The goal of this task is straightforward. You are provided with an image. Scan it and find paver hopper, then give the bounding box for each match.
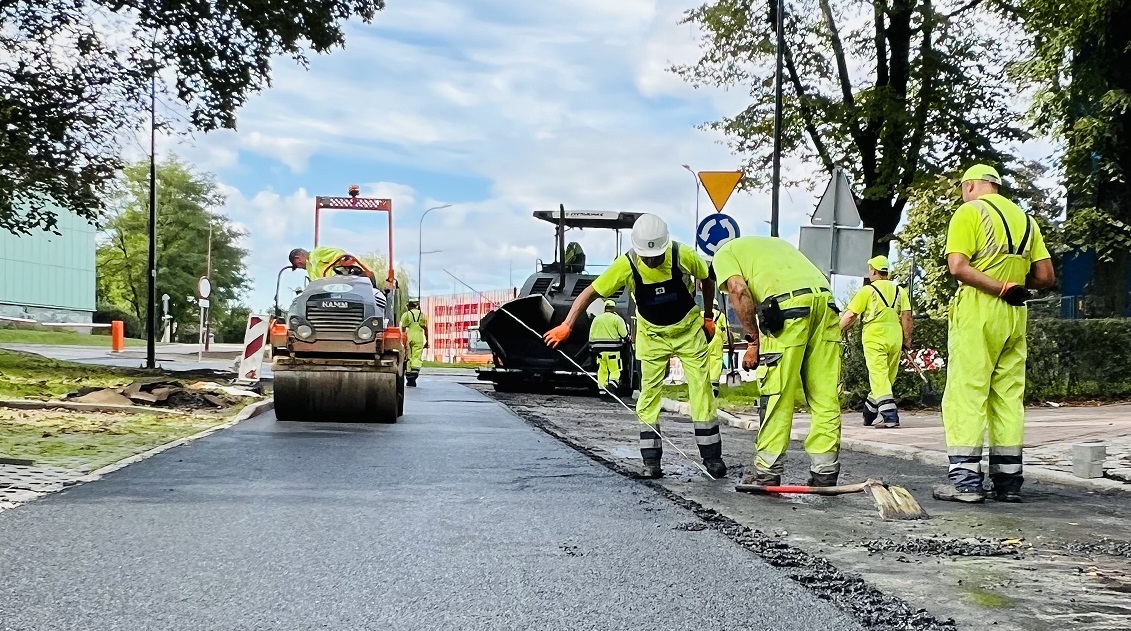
[269,189,406,422]
[476,206,642,394]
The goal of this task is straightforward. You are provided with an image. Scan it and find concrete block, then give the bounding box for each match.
[1072,443,1107,479]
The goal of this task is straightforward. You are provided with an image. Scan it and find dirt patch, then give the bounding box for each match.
[859,537,1027,558]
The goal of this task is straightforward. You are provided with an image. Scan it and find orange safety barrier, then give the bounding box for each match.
[111,320,124,352]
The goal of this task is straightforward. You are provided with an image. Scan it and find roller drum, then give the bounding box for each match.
[273,366,401,423]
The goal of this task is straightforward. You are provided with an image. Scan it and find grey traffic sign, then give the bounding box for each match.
[799,225,875,277]
[811,168,861,227]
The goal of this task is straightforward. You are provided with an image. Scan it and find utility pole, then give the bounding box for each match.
[146,74,158,368]
[682,164,701,235]
[769,0,785,238]
[204,223,213,351]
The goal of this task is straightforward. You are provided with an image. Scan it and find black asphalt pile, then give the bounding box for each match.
[1064,538,1131,558]
[859,537,1024,558]
[496,394,958,631]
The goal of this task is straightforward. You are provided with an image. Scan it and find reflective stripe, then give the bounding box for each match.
[808,451,839,475]
[988,446,1023,457]
[989,451,1023,476]
[755,450,785,475]
[693,421,721,440]
[864,398,878,413]
[639,426,662,450]
[877,396,898,413]
[947,446,983,458]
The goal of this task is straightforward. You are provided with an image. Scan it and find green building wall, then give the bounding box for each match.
[0,208,96,323]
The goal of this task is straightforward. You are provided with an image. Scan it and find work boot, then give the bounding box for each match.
[862,408,878,427]
[639,460,663,479]
[991,476,1023,503]
[406,374,417,388]
[876,411,900,429]
[741,472,780,486]
[994,489,1021,503]
[704,458,727,479]
[606,380,620,395]
[932,483,986,504]
[712,381,720,398]
[807,471,839,487]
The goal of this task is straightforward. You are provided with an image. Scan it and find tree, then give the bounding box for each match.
[96,157,249,333]
[359,253,412,320]
[894,160,1064,315]
[0,0,386,235]
[1016,0,1131,315]
[673,0,1028,254]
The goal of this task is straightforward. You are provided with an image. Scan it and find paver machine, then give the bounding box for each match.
[476,206,643,395]
[269,188,406,422]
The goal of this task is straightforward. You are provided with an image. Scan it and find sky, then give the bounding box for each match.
[152,0,887,310]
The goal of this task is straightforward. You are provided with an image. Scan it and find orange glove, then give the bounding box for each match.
[702,317,716,341]
[543,323,572,348]
[742,347,760,371]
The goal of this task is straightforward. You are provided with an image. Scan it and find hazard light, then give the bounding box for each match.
[383,327,403,344]
[270,321,287,338]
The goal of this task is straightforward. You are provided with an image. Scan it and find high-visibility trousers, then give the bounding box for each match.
[862,325,902,423]
[708,328,726,385]
[406,332,425,372]
[596,350,622,389]
[942,287,1026,492]
[636,311,721,464]
[752,293,842,477]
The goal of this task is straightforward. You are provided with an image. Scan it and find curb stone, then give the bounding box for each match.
[660,397,1131,495]
[0,399,192,416]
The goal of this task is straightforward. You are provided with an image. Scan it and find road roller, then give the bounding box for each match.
[269,189,406,423]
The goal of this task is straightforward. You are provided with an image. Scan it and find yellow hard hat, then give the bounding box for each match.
[604,299,616,308]
[867,255,890,272]
[959,164,1002,185]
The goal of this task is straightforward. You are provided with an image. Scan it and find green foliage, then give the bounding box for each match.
[895,161,1065,315]
[673,0,1027,251]
[96,157,249,332]
[359,253,412,320]
[215,306,252,344]
[93,304,143,339]
[842,317,1131,405]
[0,0,386,234]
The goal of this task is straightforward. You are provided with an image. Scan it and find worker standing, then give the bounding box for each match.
[711,236,843,486]
[706,296,730,398]
[589,299,630,394]
[839,256,913,429]
[937,165,1055,503]
[543,214,726,480]
[399,299,428,387]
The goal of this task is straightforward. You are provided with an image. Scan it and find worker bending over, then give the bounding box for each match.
[400,299,428,387]
[840,256,912,428]
[712,236,843,487]
[589,299,629,394]
[937,165,1055,503]
[544,214,726,480]
[288,247,388,312]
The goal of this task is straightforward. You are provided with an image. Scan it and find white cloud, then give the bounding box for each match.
[188,0,842,308]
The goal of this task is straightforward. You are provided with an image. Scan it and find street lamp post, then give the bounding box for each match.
[418,204,452,299]
[681,164,701,234]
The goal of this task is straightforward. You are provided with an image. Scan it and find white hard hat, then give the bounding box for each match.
[631,214,670,257]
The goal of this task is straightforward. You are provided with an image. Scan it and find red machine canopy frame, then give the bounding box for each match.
[313,195,395,284]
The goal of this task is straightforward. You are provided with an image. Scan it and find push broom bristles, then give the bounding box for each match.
[736,479,929,521]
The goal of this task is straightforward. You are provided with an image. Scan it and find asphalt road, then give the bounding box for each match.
[0,375,861,631]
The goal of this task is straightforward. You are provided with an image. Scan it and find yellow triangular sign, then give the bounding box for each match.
[698,171,744,212]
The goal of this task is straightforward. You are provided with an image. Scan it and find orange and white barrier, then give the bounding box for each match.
[236,314,270,383]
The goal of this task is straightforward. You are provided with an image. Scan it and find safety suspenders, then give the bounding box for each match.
[868,283,900,311]
[978,198,1034,258]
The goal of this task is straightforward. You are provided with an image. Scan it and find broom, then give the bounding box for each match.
[735,478,929,520]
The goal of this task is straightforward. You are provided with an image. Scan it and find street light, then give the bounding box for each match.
[418,204,452,298]
[682,164,701,234]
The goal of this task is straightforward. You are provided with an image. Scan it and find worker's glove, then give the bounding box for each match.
[543,323,572,348]
[999,283,1032,307]
[741,347,759,371]
[702,317,716,341]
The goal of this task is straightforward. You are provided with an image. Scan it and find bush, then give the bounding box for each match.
[93,305,142,338]
[841,317,1131,406]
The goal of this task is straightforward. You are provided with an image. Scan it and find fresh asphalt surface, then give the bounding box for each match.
[0,376,861,630]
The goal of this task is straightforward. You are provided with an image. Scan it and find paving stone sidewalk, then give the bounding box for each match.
[725,402,1131,485]
[0,464,86,511]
